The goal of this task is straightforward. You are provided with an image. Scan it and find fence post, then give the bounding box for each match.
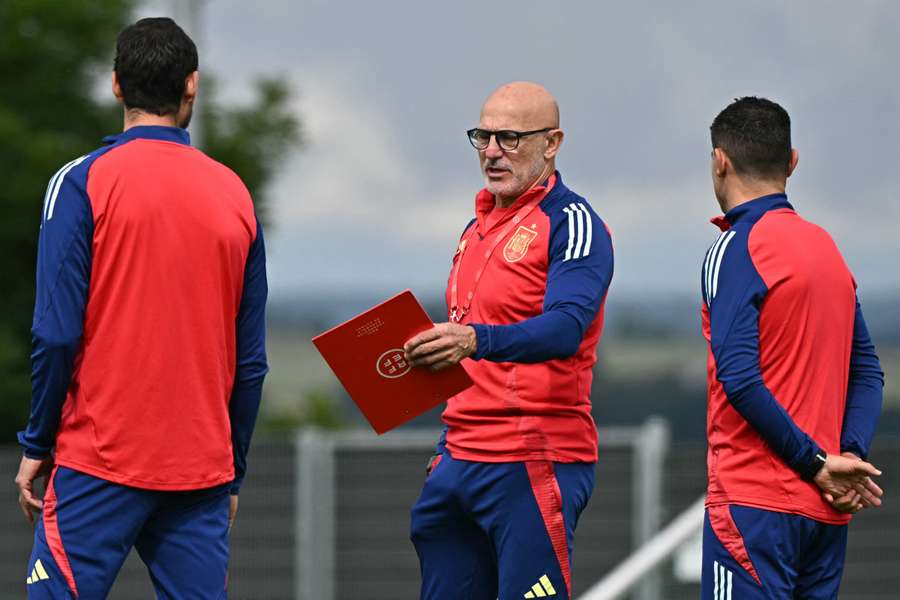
[632,417,670,600]
[296,428,335,600]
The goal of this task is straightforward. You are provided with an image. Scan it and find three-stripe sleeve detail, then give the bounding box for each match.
[561,202,593,261]
[703,230,735,305]
[42,158,80,223]
[43,155,88,223]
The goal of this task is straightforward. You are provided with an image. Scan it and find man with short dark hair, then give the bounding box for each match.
[14,17,267,598]
[700,96,884,599]
[405,82,613,600]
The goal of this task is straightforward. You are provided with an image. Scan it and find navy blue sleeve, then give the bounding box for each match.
[471,198,613,363]
[840,300,884,459]
[229,218,269,494]
[704,227,823,479]
[18,157,93,458]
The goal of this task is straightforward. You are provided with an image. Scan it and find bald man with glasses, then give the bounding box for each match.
[405,82,614,600]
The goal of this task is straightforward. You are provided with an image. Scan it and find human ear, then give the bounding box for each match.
[184,71,199,104]
[712,148,729,177]
[786,148,799,178]
[544,129,564,159]
[112,72,124,103]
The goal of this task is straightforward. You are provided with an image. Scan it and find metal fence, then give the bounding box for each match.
[2,428,898,599]
[296,420,670,600]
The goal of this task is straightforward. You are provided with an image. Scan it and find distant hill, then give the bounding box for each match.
[268,290,900,342]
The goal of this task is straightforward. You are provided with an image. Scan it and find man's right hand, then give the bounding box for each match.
[15,455,54,524]
[404,323,477,372]
[815,453,883,513]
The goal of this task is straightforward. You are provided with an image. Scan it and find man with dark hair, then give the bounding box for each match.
[699,96,885,599]
[709,96,793,179]
[14,17,267,598]
[405,82,613,600]
[114,16,200,119]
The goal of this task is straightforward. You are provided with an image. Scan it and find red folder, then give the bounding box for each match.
[312,290,473,434]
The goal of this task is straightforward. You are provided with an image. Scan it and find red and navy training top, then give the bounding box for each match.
[702,193,883,524]
[19,126,268,493]
[442,172,614,463]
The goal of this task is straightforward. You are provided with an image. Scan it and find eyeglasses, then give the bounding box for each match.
[466,127,554,151]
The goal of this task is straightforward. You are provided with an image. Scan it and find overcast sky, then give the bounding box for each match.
[144,1,900,302]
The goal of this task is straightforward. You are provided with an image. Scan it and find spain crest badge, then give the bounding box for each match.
[503,225,538,263]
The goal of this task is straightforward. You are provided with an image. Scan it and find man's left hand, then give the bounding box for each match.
[15,455,54,525]
[823,452,884,514]
[404,323,477,372]
[814,453,882,513]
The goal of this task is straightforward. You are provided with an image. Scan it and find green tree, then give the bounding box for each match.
[203,77,300,227]
[0,1,300,442]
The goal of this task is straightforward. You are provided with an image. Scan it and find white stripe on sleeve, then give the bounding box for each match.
[570,202,585,259]
[704,233,728,304]
[563,206,575,261]
[702,242,716,305]
[576,203,593,257]
[42,157,81,223]
[711,231,736,300]
[46,155,88,221]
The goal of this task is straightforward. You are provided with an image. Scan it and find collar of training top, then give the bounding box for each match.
[475,170,562,218]
[102,125,192,147]
[711,193,794,231]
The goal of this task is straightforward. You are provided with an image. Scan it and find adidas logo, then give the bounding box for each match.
[26,559,50,585]
[524,574,557,597]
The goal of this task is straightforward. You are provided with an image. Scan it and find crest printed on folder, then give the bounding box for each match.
[503,225,538,263]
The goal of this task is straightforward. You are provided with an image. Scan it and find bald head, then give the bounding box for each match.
[474,81,564,207]
[480,81,560,131]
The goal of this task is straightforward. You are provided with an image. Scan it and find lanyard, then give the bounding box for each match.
[448,175,555,323]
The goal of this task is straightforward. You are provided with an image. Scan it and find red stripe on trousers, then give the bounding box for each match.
[708,504,762,585]
[42,467,79,597]
[525,461,571,596]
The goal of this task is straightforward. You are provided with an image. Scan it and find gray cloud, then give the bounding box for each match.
[162,0,900,298]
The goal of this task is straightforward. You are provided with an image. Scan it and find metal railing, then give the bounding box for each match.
[294,420,671,600]
[579,495,705,600]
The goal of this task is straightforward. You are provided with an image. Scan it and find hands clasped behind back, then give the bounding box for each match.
[815,452,883,514]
